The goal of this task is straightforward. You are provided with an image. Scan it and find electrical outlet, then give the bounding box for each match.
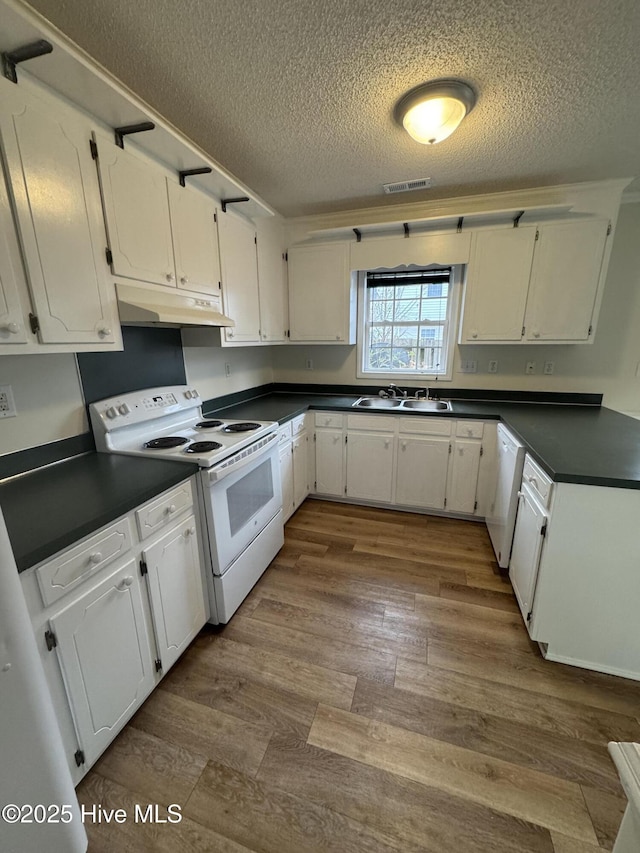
[0,384,17,418]
[525,361,536,375]
[305,358,314,370]
[224,362,231,377]
[488,360,498,374]
[459,360,477,374]
[543,361,555,375]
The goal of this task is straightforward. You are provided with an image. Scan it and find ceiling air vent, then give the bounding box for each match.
[383,177,432,195]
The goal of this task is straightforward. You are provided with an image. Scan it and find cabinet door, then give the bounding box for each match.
[0,80,118,345]
[142,514,206,673]
[50,558,156,767]
[292,433,310,509]
[167,180,221,297]
[346,432,394,503]
[289,242,354,342]
[96,137,175,287]
[395,436,449,509]
[460,227,536,342]
[509,488,546,626]
[315,428,345,496]
[279,442,295,520]
[446,439,481,514]
[256,217,288,342]
[218,210,260,342]
[0,168,28,344]
[524,220,608,342]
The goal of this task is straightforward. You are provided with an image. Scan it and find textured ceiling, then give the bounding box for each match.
[23,0,640,217]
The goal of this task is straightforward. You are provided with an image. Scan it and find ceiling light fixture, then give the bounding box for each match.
[394,78,476,145]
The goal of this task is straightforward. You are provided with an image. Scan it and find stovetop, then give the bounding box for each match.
[89,386,278,468]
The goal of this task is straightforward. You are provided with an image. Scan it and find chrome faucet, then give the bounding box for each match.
[415,388,428,399]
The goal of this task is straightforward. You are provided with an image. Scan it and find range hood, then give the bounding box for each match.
[115,283,234,328]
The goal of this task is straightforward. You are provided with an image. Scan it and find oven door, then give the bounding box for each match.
[201,442,282,575]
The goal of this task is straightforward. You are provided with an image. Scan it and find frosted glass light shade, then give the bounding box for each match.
[395,79,476,145]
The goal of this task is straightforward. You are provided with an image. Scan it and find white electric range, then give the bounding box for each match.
[90,385,284,623]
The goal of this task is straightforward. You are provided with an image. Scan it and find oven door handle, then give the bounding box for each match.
[204,432,278,484]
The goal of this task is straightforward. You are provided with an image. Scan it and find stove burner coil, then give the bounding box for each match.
[185,441,223,453]
[144,436,189,449]
[195,420,224,429]
[222,422,262,433]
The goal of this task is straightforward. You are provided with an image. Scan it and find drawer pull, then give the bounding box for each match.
[116,576,133,591]
[184,527,196,538]
[165,504,177,515]
[88,552,103,565]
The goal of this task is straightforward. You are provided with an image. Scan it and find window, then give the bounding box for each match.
[358,266,458,379]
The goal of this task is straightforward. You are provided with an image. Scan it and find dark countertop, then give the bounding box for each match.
[208,392,640,490]
[1,453,199,573]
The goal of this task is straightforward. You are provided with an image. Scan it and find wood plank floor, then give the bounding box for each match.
[77,499,640,852]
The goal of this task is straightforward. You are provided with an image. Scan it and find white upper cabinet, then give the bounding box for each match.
[218,209,261,343]
[97,138,175,287]
[167,180,221,297]
[524,219,608,342]
[0,78,119,347]
[460,227,536,342]
[0,168,28,345]
[288,242,356,343]
[459,219,611,345]
[256,217,288,342]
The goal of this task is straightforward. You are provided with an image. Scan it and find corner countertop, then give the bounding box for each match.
[1,453,199,573]
[207,392,640,490]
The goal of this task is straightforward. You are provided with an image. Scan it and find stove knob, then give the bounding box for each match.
[105,406,118,419]
[192,388,199,398]
[184,390,193,399]
[118,404,131,415]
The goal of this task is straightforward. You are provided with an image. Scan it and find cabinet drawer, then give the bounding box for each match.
[347,414,396,432]
[399,417,452,437]
[135,479,194,540]
[277,422,293,444]
[315,412,344,428]
[522,455,553,507]
[291,414,307,435]
[455,420,484,439]
[36,517,133,606]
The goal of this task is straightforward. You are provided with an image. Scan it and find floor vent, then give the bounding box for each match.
[383,177,432,194]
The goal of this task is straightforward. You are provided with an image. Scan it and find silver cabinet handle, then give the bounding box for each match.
[89,552,103,564]
[184,526,196,537]
[180,276,189,285]
[0,322,19,334]
[471,331,478,339]
[166,272,175,282]
[117,576,133,591]
[165,504,177,515]
[532,331,540,338]
[97,327,112,338]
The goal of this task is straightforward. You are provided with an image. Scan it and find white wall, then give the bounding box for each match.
[182,344,273,403]
[0,354,87,455]
[273,200,640,412]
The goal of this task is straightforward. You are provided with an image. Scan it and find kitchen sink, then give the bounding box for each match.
[352,396,451,412]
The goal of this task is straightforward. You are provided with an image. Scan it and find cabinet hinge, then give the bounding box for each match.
[313,433,316,442]
[44,629,57,651]
[587,325,593,337]
[443,497,447,507]
[214,212,217,223]
[139,558,148,577]
[89,138,98,160]
[154,659,163,673]
[286,329,290,338]
[535,229,539,241]
[448,443,452,454]
[28,313,39,334]
[345,435,348,444]
[607,221,612,236]
[526,611,532,623]
[540,523,547,538]
[254,235,257,245]
[474,500,478,511]
[480,445,484,457]
[105,247,113,266]
[74,749,85,767]
[314,480,317,490]
[521,326,525,337]
[344,485,347,494]
[285,251,288,262]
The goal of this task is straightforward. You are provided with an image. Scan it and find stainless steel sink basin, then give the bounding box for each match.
[401,399,451,411]
[353,397,403,408]
[352,396,451,412]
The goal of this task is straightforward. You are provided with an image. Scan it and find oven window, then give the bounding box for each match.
[226,458,275,536]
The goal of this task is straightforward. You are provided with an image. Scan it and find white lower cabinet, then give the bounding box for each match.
[509,485,547,625]
[142,515,206,672]
[20,476,207,783]
[313,411,491,518]
[279,440,295,520]
[277,415,312,520]
[396,436,449,510]
[292,432,311,509]
[49,557,156,769]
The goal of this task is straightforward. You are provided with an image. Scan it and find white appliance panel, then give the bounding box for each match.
[486,423,526,568]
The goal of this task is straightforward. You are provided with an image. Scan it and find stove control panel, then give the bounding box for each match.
[142,392,178,411]
[90,386,202,436]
